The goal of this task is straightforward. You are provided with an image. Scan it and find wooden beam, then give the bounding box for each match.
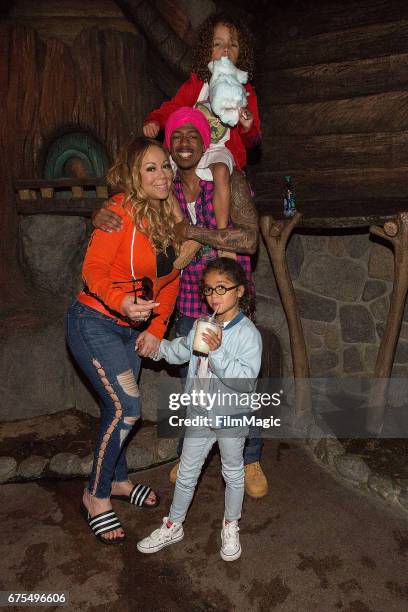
[269,0,408,41]
[259,53,408,105]
[263,91,408,136]
[264,19,408,70]
[16,197,105,216]
[261,132,408,171]
[256,198,408,228]
[254,168,408,202]
[14,178,108,188]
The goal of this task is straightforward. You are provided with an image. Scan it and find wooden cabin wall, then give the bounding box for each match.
[254,0,408,205]
[0,23,149,308]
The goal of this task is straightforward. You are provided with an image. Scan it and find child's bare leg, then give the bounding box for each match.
[171,190,202,269]
[211,162,236,260]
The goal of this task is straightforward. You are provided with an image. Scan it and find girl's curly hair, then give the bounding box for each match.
[107,137,178,254]
[192,13,255,82]
[202,257,255,320]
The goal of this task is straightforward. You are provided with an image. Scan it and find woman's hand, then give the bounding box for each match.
[121,296,159,323]
[135,331,161,357]
[238,108,253,132]
[143,122,160,138]
[201,327,221,352]
[92,203,123,233]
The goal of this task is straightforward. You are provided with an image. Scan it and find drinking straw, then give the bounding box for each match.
[209,304,220,321]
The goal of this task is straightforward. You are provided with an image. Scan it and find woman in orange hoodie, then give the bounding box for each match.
[65,137,180,545]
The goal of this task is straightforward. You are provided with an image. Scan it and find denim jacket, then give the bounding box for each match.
[157,312,262,425]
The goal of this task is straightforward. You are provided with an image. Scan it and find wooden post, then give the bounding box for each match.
[40,187,54,198]
[260,212,312,432]
[96,186,108,199]
[367,212,408,433]
[71,186,83,198]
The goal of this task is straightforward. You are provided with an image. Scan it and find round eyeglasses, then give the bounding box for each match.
[202,284,240,296]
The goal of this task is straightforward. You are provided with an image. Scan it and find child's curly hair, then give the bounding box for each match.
[202,257,255,320]
[192,13,255,82]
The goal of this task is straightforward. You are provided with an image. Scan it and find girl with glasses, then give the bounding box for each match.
[137,257,262,562]
[65,138,181,545]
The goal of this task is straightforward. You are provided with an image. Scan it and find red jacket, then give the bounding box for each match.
[144,72,261,170]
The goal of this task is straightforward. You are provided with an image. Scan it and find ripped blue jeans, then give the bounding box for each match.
[65,301,141,499]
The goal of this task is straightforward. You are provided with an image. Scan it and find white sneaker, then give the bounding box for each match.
[220,519,241,562]
[137,517,184,554]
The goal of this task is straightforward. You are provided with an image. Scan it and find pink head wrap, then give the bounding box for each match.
[164,107,211,151]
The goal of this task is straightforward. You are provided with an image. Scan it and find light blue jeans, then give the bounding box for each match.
[169,426,247,524]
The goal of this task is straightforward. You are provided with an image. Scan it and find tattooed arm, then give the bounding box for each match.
[175,171,259,254]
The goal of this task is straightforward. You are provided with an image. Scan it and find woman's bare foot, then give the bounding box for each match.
[111,480,158,506]
[82,489,125,542]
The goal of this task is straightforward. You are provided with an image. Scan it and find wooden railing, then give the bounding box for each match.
[14,178,111,216]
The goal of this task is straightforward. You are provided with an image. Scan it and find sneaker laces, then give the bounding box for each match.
[224,521,239,541]
[151,519,173,540]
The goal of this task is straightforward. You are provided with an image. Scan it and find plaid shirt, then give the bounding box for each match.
[174,173,253,318]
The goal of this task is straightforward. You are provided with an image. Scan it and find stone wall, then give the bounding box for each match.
[253,231,408,381]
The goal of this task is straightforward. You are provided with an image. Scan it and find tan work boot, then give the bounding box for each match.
[169,461,180,484]
[173,240,202,269]
[244,461,268,498]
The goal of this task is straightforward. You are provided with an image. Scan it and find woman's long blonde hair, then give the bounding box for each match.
[107,137,178,253]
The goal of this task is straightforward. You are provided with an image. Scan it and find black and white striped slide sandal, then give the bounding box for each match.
[80,503,126,545]
[111,483,160,508]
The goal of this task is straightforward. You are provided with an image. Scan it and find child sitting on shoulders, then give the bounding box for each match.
[143,13,261,267]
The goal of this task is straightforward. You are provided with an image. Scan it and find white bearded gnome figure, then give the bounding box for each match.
[208,57,248,127]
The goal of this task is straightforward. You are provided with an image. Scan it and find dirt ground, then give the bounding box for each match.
[1,439,408,612]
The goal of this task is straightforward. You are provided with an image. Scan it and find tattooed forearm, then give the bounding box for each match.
[185,226,258,253]
[229,170,258,231]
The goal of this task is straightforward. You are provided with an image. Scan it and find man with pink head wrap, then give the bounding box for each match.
[164,107,211,152]
[164,104,237,269]
[165,108,213,269]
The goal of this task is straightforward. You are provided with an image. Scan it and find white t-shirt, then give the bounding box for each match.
[186,201,197,225]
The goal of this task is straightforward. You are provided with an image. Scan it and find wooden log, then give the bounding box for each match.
[254,168,408,202]
[18,189,32,201]
[263,91,408,136]
[260,213,312,430]
[16,197,105,216]
[10,17,139,44]
[11,0,126,17]
[39,37,77,140]
[264,19,408,70]
[73,28,147,160]
[40,187,54,198]
[261,132,408,171]
[268,0,408,41]
[96,185,108,198]
[259,53,408,105]
[367,213,408,433]
[255,198,408,228]
[15,178,108,188]
[71,186,83,198]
